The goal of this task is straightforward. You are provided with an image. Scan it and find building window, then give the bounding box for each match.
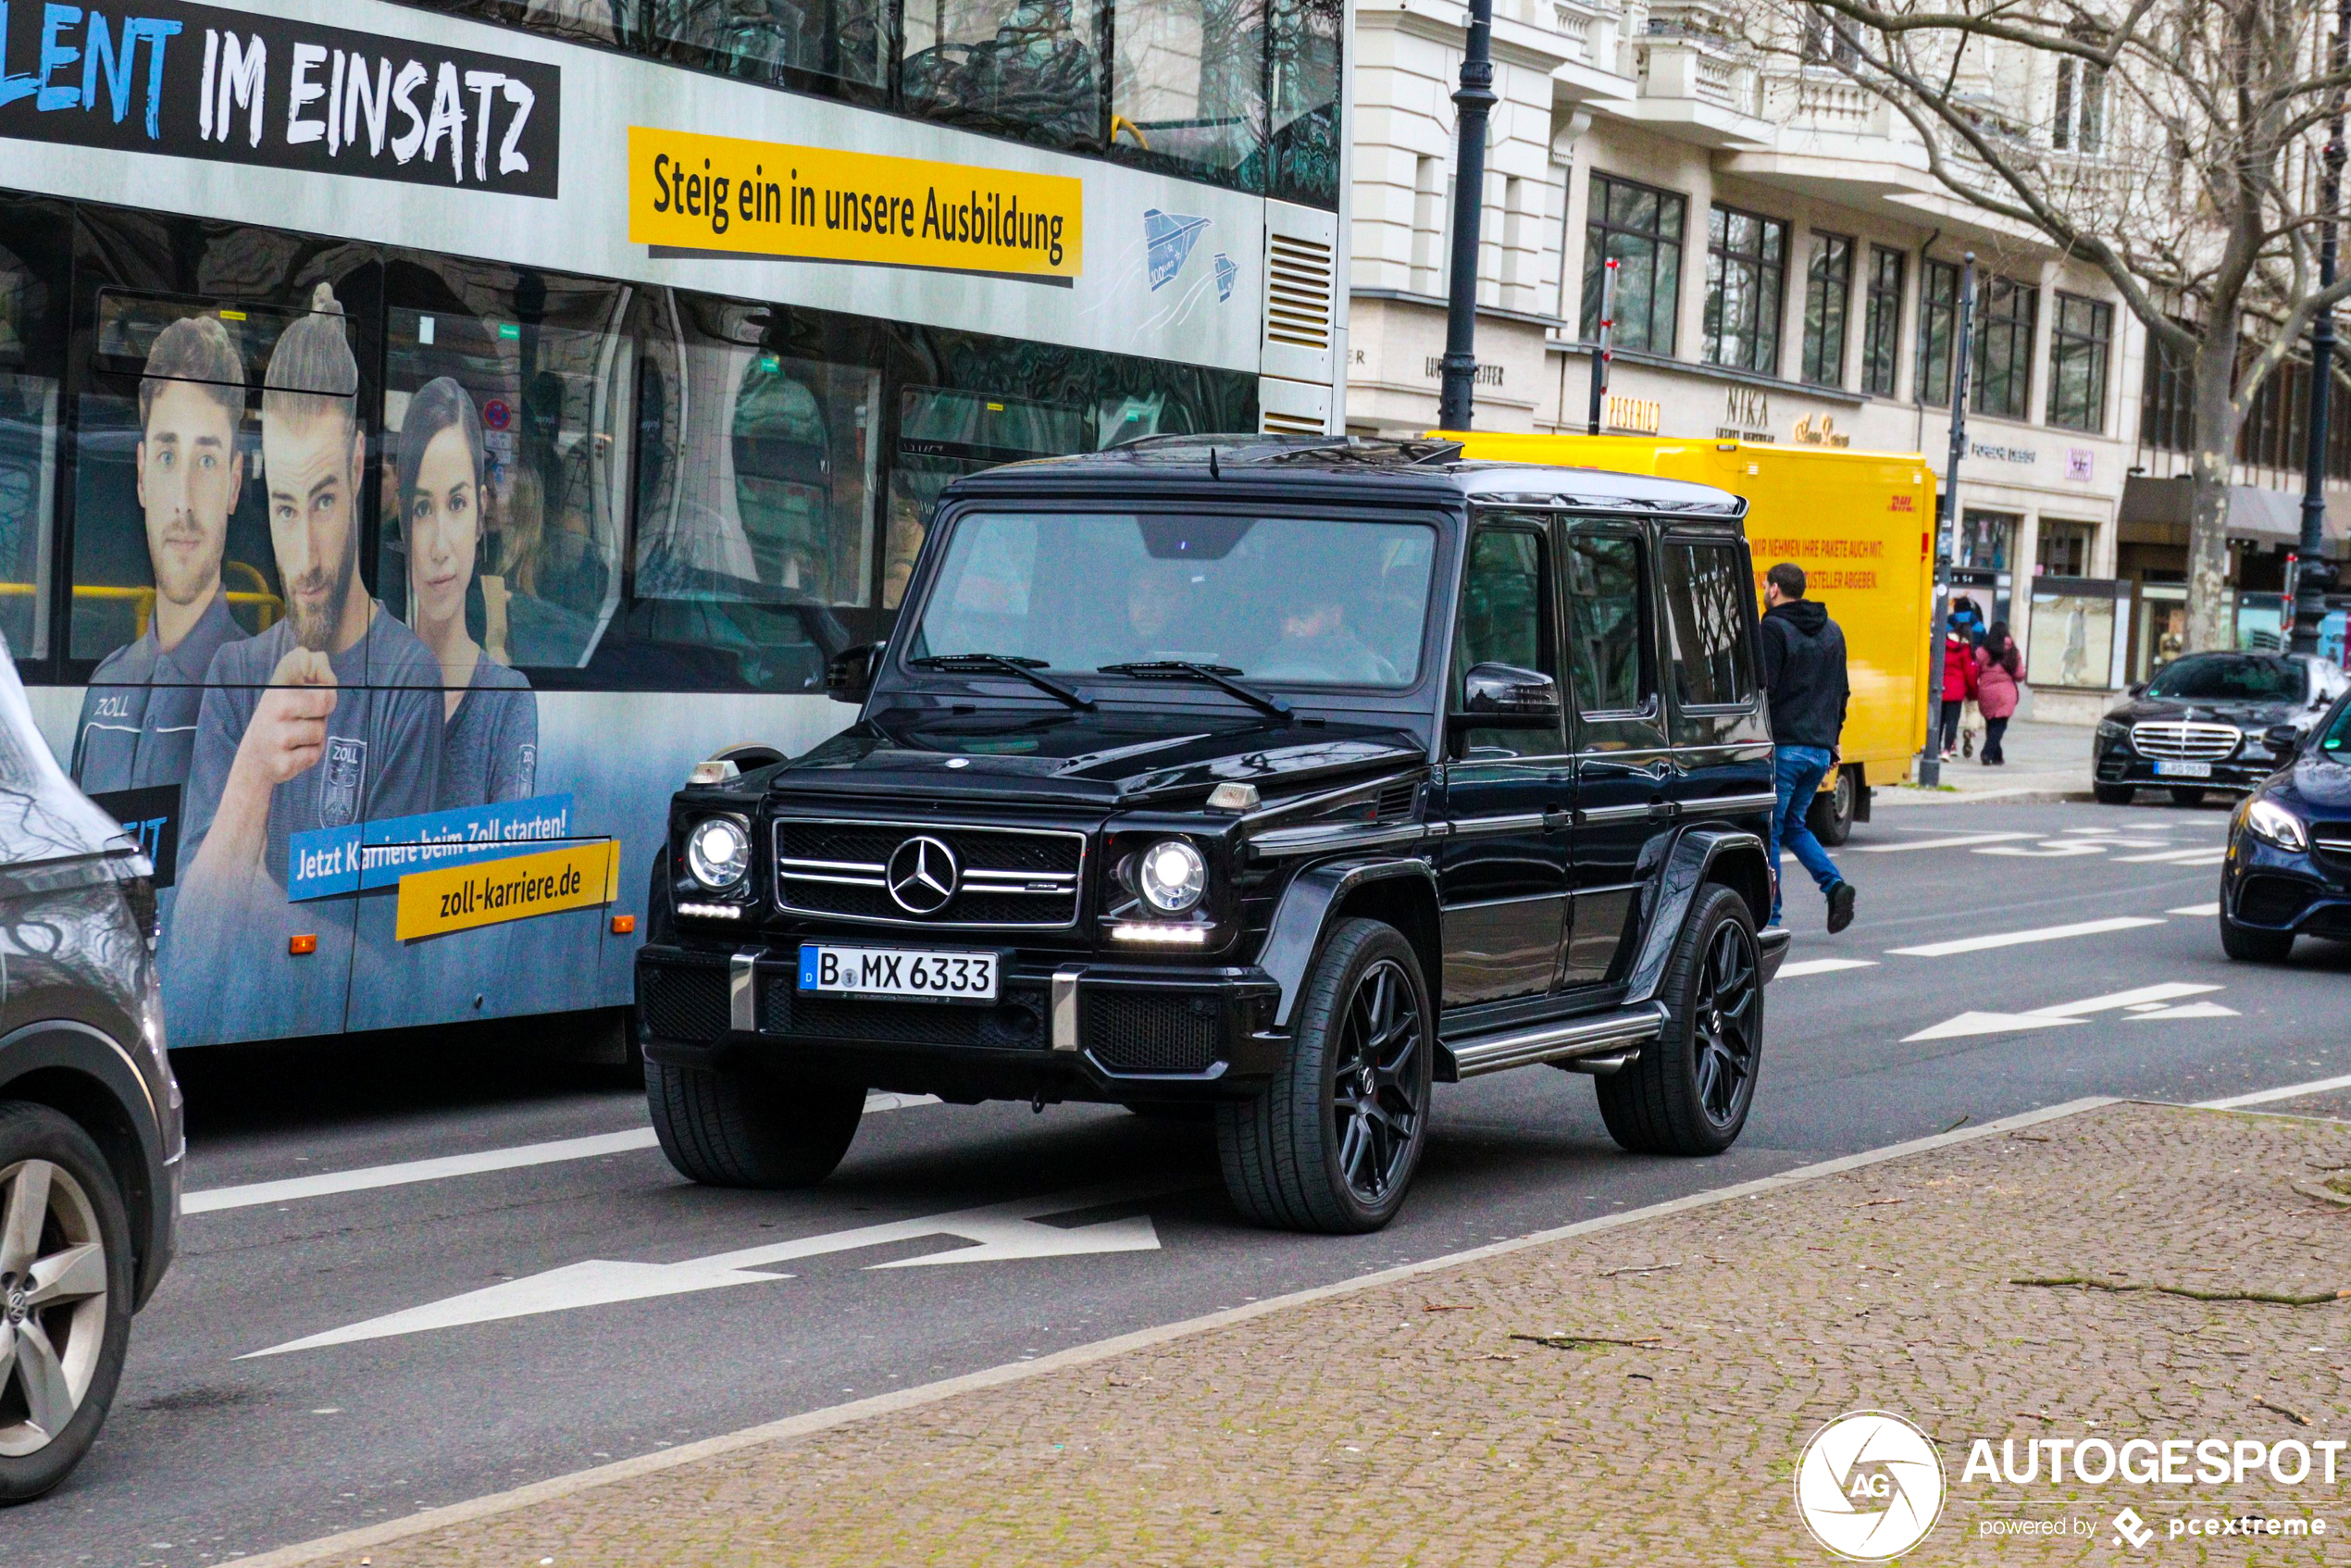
[1971,274,2037,420]
[2140,326,2194,453]
[2052,57,2105,153]
[2037,521,2093,578]
[1860,246,1904,397]
[1704,205,1788,375]
[2046,292,2113,431]
[1800,232,1853,388]
[1581,174,1686,355]
[1917,258,1959,405]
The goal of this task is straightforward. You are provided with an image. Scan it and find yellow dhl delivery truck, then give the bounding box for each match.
[1437,431,1936,842]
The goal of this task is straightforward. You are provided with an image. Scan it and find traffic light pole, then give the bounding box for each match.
[1436,0,1496,430]
[1920,252,1976,789]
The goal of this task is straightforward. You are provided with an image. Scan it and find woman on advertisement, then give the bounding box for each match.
[399,375,538,807]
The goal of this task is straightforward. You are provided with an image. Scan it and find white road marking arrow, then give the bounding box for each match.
[1902,982,2227,1042]
[245,1185,1166,1358]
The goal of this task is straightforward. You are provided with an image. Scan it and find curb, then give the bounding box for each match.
[213,1095,2121,1568]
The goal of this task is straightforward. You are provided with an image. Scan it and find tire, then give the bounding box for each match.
[2168,787,2207,807]
[0,1102,135,1504]
[645,1060,865,1188]
[1806,766,1856,847]
[1215,918,1433,1234]
[1597,885,1762,1157]
[2093,783,2135,805]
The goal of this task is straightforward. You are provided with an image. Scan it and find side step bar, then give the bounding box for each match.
[1444,1003,1667,1080]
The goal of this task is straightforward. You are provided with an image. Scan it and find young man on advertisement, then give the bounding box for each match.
[70,313,250,796]
[170,283,444,1035]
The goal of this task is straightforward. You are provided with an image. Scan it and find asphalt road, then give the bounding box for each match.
[12,796,2350,1568]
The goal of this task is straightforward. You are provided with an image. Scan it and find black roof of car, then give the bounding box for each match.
[944,434,1748,519]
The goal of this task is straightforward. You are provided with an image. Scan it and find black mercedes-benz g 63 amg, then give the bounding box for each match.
[636,437,1787,1233]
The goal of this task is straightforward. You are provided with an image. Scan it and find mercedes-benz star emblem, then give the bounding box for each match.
[885,835,960,915]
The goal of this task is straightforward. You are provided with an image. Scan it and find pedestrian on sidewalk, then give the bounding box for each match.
[1974,622,2021,765]
[1939,620,1978,760]
[1950,596,1985,756]
[1758,562,1856,933]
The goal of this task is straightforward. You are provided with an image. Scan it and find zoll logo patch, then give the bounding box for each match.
[1795,1411,1947,1560]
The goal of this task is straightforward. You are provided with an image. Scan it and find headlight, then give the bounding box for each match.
[2245,797,2307,852]
[2096,720,2127,742]
[686,815,753,890]
[1137,838,1207,915]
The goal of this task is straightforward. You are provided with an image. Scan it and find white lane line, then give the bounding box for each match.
[1887,915,2165,958]
[2167,902,2221,916]
[2118,846,2228,865]
[2201,1073,2351,1110]
[1775,957,1880,977]
[1849,832,2037,853]
[185,1092,939,1214]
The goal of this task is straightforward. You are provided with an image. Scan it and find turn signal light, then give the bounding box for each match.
[288,934,318,956]
[611,915,637,935]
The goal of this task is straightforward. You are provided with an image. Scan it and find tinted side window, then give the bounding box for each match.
[1660,540,1754,709]
[1452,524,1559,757]
[1565,530,1651,716]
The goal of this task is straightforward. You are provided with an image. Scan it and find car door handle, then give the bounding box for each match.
[1542,806,1574,830]
[1648,799,1678,820]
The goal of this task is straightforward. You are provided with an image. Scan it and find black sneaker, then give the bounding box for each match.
[1826,880,1856,934]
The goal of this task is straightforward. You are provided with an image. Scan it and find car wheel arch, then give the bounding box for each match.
[0,1026,165,1305]
[1620,828,1771,1005]
[1257,857,1441,1028]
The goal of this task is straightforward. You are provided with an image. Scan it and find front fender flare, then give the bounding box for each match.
[1258,857,1438,1027]
[1619,828,1768,1007]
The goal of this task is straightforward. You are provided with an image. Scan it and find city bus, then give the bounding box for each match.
[0,0,1346,1048]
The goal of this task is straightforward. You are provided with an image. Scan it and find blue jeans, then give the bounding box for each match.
[1771,745,1844,925]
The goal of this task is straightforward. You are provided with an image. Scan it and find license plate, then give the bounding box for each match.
[2155,760,2212,778]
[798,944,999,1002]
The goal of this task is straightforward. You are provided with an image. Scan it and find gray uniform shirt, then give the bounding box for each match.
[72,591,244,794]
[439,657,538,810]
[180,604,444,888]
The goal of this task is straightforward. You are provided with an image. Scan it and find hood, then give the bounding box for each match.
[1767,600,1830,638]
[2105,694,2314,730]
[756,707,1429,808]
[2280,741,2351,812]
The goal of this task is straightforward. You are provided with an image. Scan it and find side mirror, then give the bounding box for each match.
[1454,662,1561,727]
[2128,681,2147,698]
[2264,723,2302,758]
[826,641,883,703]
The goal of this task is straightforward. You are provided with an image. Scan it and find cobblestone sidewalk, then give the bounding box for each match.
[252,1101,2351,1567]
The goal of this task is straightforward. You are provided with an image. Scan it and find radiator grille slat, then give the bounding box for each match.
[2130,721,2240,760]
[775,818,1086,928]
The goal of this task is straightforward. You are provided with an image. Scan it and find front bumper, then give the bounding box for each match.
[636,942,1285,1104]
[2221,833,2351,938]
[2094,740,2277,792]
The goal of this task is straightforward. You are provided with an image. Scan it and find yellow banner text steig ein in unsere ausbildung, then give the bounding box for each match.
[628,126,1083,280]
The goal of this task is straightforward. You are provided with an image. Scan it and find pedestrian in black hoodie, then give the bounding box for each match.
[1758,562,1856,932]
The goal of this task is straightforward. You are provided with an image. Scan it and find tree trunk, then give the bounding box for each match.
[2183,323,2241,653]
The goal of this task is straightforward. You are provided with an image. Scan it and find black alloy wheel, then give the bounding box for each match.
[1217,918,1433,1234]
[1597,884,1763,1156]
[1329,957,1424,1205]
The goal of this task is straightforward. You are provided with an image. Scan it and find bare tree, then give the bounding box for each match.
[1760,0,2351,650]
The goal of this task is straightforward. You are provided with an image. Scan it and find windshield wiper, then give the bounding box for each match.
[1098,661,1292,722]
[909,653,1096,711]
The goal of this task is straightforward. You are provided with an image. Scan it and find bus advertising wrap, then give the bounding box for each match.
[0,0,561,197]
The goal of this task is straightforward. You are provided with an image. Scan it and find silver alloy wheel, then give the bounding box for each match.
[0,1159,108,1457]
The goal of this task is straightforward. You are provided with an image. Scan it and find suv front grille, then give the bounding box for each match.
[762,975,1048,1049]
[775,818,1085,928]
[1084,989,1221,1073]
[2131,721,2240,760]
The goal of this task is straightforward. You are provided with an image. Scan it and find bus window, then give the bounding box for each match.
[887,386,1089,608]
[379,261,633,677]
[1108,0,1267,188]
[619,293,878,692]
[641,0,891,90]
[0,207,65,662]
[903,0,1104,148]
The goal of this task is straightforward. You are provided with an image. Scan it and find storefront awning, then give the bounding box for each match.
[2118,474,2350,543]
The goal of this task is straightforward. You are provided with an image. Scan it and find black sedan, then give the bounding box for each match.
[2093,652,2349,805]
[2220,692,2351,961]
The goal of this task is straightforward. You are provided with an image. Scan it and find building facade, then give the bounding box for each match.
[1346,0,2351,713]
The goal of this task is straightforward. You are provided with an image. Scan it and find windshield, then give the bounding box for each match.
[2321,696,2351,757]
[906,511,1439,688]
[2145,654,2307,703]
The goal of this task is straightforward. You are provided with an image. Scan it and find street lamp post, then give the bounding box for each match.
[1920,252,1977,789]
[1586,257,1616,435]
[1436,0,1497,431]
[2293,0,2350,655]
